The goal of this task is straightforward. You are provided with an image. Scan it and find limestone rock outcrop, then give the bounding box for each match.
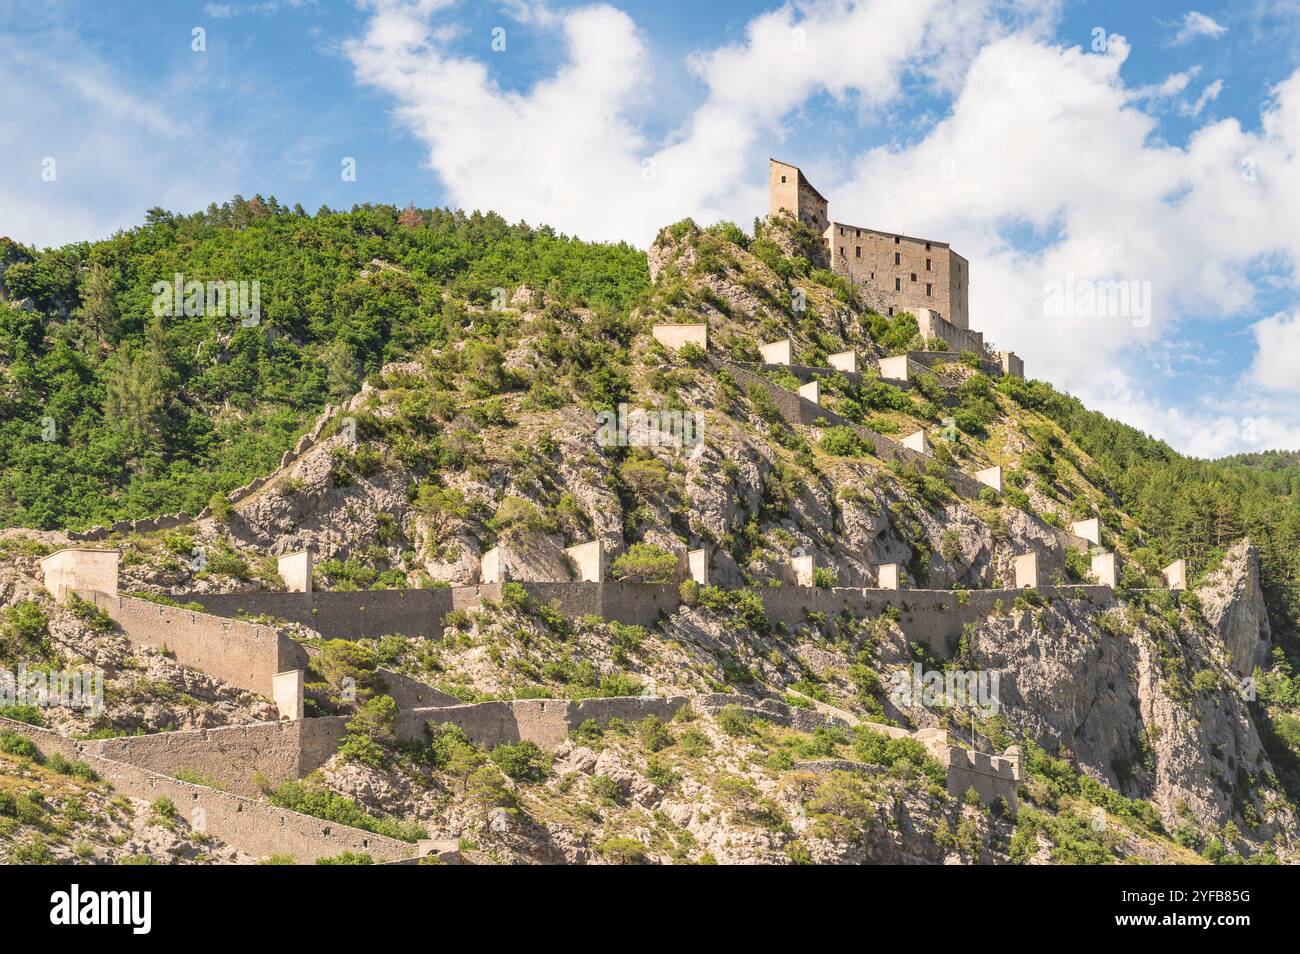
[1196,539,1271,678]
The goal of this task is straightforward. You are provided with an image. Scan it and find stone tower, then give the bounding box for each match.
[768,158,829,235]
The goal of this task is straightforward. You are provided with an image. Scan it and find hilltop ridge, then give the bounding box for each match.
[2,197,1300,864]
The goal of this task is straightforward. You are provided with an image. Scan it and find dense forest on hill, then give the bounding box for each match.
[0,197,647,528]
[999,378,1300,641]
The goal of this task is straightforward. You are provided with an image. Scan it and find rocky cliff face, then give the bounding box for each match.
[1196,540,1272,679]
[960,586,1293,843]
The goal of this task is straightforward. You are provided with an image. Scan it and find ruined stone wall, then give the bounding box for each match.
[192,578,1108,661]
[452,582,679,629]
[193,589,454,640]
[914,311,987,357]
[298,716,349,774]
[758,585,1112,657]
[399,696,689,750]
[722,361,984,497]
[940,746,1021,812]
[40,549,119,600]
[85,592,308,698]
[0,717,413,863]
[89,722,306,798]
[376,667,462,709]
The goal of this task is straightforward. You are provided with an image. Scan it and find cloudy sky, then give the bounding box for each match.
[2,0,1300,459]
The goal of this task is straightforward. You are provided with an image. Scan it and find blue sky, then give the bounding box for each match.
[3,0,1300,458]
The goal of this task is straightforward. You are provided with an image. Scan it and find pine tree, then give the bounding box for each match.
[76,262,116,342]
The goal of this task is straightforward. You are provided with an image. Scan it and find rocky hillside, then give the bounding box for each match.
[1,210,1298,864]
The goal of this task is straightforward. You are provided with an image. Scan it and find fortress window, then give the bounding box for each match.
[925,242,931,251]
[888,307,895,316]
[895,278,901,291]
[781,175,787,183]
[911,273,917,282]
[855,229,861,238]
[839,246,845,257]
[839,226,845,235]
[926,283,932,296]
[855,246,861,258]
[894,251,901,265]
[894,236,900,244]
[925,258,932,271]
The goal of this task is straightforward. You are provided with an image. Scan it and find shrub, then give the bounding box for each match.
[490,740,550,783]
[0,730,39,760]
[634,715,672,752]
[0,705,43,726]
[341,694,397,768]
[599,837,649,864]
[716,704,751,737]
[3,601,50,656]
[269,780,425,842]
[618,457,671,496]
[489,496,549,542]
[610,543,678,583]
[46,752,99,781]
[66,592,114,634]
[818,426,868,457]
[589,774,624,805]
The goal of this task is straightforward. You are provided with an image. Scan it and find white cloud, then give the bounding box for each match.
[1130,65,1200,103]
[203,0,315,17]
[1170,11,1229,46]
[1249,310,1300,394]
[344,0,1052,245]
[1180,77,1224,116]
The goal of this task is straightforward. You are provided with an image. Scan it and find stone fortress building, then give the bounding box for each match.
[769,158,970,329]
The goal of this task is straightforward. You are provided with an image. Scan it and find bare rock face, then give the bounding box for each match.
[1196,539,1271,678]
[965,592,1294,844]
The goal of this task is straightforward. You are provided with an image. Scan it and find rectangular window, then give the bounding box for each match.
[839,226,845,235]
[894,252,901,265]
[855,246,861,258]
[895,278,901,291]
[925,242,931,251]
[925,258,931,271]
[926,283,932,296]
[894,236,900,244]
[888,307,894,316]
[839,246,845,257]
[911,273,917,282]
[781,175,787,183]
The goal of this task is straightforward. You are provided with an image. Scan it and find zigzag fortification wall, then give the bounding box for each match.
[83,591,308,699]
[0,717,414,863]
